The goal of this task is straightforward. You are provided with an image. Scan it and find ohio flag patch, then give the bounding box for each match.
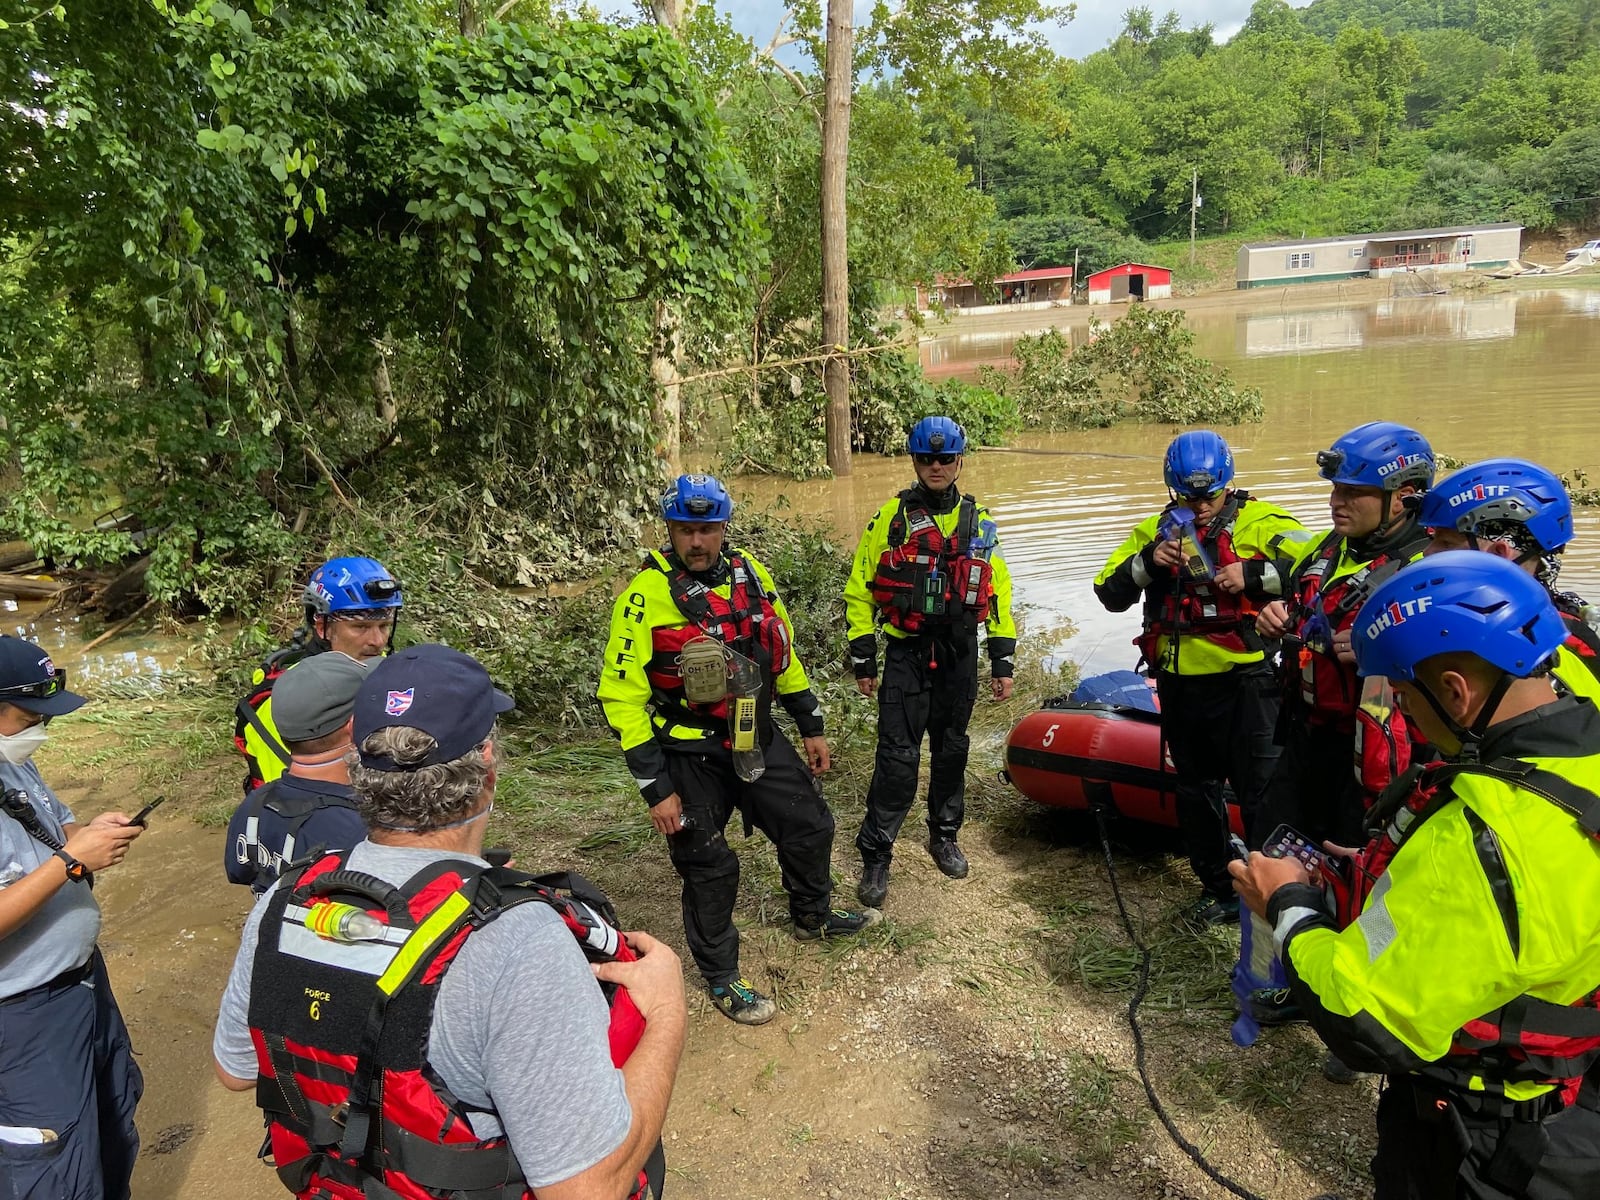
[385,688,415,716]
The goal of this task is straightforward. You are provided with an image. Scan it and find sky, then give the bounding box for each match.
[600,1,1317,60]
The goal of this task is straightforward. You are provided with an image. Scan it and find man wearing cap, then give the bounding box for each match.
[224,652,370,891]
[0,635,145,1200]
[214,644,687,1200]
[599,474,877,1029]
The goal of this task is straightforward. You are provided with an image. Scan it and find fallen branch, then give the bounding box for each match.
[80,598,158,654]
[0,572,70,600]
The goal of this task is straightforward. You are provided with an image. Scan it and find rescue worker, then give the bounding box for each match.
[598,474,876,1027]
[224,652,369,891]
[213,643,686,1199]
[847,416,1017,908]
[1248,421,1434,1048]
[0,635,144,1200]
[1418,458,1600,698]
[234,555,402,794]
[1094,430,1307,924]
[1230,553,1600,1200]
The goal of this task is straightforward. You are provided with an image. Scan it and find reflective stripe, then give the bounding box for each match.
[277,923,402,976]
[377,892,473,997]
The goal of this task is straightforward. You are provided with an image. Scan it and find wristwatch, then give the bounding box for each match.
[53,849,88,881]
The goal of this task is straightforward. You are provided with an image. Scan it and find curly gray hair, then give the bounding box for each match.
[347,724,502,832]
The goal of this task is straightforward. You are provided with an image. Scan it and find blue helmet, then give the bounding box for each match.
[1317,421,1434,492]
[1163,431,1234,499]
[1353,551,1565,684]
[908,415,966,456]
[303,556,403,618]
[1416,458,1572,555]
[661,474,733,524]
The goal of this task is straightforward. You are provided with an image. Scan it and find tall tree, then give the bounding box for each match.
[821,0,854,475]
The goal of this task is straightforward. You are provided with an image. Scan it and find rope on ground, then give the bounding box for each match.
[1092,807,1272,1200]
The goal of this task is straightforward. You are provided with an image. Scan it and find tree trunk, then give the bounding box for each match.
[652,301,682,468]
[820,0,853,476]
[458,0,479,37]
[647,2,688,469]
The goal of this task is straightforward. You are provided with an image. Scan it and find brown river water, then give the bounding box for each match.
[746,284,1600,680]
[11,283,1600,687]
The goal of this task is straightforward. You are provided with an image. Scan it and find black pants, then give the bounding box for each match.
[664,736,837,984]
[1249,707,1367,850]
[856,632,979,864]
[0,951,143,1200]
[1372,1075,1600,1200]
[1155,665,1281,897]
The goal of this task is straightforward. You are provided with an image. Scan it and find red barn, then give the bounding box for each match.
[1086,262,1172,304]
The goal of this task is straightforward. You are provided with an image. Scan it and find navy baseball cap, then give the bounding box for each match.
[0,635,87,717]
[352,644,513,771]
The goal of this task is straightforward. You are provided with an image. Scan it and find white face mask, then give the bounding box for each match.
[0,725,48,765]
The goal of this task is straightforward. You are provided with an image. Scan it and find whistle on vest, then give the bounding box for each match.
[1158,507,1215,580]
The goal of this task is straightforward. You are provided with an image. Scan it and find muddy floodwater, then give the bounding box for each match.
[749,285,1600,679]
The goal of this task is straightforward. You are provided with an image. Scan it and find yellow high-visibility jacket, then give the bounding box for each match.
[1271,696,1600,1102]
[597,548,820,805]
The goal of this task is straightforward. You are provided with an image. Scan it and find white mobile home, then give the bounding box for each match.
[1236,224,1522,289]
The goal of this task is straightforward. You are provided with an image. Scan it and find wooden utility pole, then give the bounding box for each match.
[1189,168,1199,267]
[820,0,854,476]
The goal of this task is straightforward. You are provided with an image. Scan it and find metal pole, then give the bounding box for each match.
[1189,168,1198,267]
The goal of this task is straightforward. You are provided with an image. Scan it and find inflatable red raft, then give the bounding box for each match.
[1002,671,1243,835]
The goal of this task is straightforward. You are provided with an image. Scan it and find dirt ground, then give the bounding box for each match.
[36,692,1380,1200]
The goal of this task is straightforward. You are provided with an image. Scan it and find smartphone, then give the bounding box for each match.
[1262,823,1332,873]
[130,796,168,827]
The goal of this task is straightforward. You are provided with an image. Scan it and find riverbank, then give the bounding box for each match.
[42,675,1379,1200]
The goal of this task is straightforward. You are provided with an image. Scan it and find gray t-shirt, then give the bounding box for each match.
[0,760,99,999]
[213,841,633,1190]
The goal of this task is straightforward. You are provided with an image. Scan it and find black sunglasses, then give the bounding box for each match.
[0,667,67,700]
[914,453,959,466]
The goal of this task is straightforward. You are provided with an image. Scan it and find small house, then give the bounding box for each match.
[917,266,1073,313]
[1236,224,1522,289]
[1086,262,1173,304]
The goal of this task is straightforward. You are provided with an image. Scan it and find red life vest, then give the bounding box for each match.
[1351,679,1416,802]
[644,550,791,736]
[1330,759,1600,1105]
[1137,494,1262,664]
[1288,528,1426,732]
[248,851,662,1200]
[869,492,994,634]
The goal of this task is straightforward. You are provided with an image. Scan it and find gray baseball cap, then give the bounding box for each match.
[272,653,371,743]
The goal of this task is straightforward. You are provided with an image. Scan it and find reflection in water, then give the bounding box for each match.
[767,287,1600,679]
[1239,295,1520,356]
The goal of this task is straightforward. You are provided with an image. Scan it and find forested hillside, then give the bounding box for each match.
[968,0,1600,274]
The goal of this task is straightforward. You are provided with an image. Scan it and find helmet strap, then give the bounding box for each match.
[1414,669,1514,764]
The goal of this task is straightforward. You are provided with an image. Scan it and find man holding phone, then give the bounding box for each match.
[0,635,144,1200]
[1231,555,1600,1198]
[1095,431,1306,925]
